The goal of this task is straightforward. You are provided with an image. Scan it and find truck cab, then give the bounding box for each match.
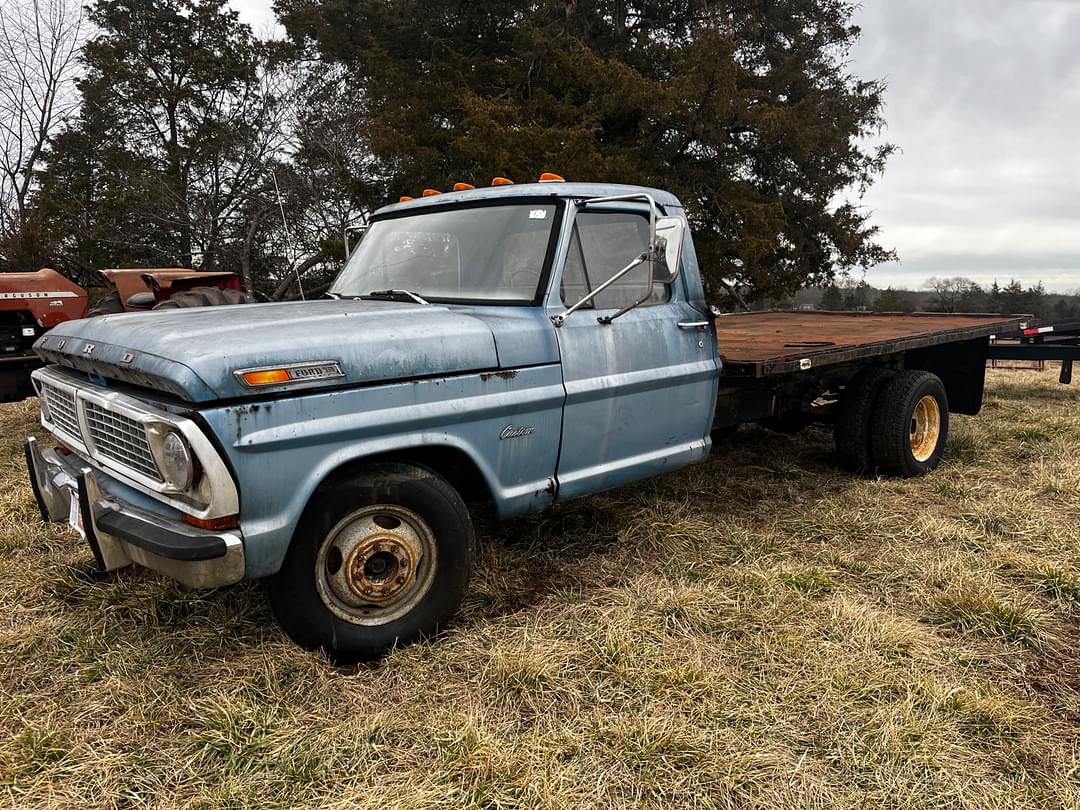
[25,181,719,661]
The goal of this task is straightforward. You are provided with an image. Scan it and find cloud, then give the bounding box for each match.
[228,0,280,36]
[851,0,1080,291]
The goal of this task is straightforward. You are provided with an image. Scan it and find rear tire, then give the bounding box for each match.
[835,366,894,473]
[268,462,476,663]
[870,370,949,477]
[152,286,249,309]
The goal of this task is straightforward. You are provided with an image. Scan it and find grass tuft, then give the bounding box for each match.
[928,578,1051,649]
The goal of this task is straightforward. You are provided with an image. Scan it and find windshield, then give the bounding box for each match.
[331,202,559,303]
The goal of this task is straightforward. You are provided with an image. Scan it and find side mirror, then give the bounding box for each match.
[652,216,684,283]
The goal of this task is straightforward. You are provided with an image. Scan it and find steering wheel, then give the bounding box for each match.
[508,266,543,288]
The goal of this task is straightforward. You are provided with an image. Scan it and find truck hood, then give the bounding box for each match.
[33,299,502,402]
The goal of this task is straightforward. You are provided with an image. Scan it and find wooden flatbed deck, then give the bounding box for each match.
[715,311,1027,377]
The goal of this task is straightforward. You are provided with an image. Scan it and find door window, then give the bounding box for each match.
[560,211,671,309]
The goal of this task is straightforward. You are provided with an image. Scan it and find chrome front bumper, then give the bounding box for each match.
[25,437,245,589]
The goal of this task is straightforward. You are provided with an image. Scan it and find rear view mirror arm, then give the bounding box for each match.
[552,252,649,327]
[597,278,657,325]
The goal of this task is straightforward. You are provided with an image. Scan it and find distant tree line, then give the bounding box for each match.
[804,277,1079,320]
[0,0,897,303]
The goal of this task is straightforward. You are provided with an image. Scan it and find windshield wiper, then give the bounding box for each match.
[361,289,430,305]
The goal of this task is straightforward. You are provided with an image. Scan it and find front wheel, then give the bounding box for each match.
[268,462,476,662]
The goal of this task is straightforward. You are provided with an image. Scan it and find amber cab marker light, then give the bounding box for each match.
[183,513,240,531]
[240,368,290,386]
[453,182,475,191]
[399,195,414,202]
[422,188,442,197]
[491,177,514,186]
[539,172,565,182]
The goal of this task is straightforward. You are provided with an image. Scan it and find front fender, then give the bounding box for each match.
[200,365,564,578]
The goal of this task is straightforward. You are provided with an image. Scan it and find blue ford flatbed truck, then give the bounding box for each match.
[24,181,1023,661]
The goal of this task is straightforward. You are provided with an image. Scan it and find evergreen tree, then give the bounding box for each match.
[874,286,914,313]
[277,0,896,304]
[819,284,843,310]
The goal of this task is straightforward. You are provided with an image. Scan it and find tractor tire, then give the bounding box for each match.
[870,370,949,477]
[153,286,249,310]
[835,366,895,474]
[86,290,125,317]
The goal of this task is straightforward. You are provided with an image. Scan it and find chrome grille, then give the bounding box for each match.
[41,383,81,440]
[83,401,161,481]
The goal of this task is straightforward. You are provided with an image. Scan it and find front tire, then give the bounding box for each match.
[268,462,476,663]
[870,370,949,477]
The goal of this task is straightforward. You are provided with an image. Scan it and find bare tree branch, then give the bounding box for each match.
[0,0,84,237]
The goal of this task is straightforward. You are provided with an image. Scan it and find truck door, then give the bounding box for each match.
[550,206,719,500]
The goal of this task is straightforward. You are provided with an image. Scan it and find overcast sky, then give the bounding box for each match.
[231,1,1080,293]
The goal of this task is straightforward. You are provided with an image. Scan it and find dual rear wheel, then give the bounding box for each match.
[835,369,949,477]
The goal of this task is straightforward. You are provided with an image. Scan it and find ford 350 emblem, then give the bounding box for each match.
[500,425,534,440]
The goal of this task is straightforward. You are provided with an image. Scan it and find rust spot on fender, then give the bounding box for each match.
[480,369,520,381]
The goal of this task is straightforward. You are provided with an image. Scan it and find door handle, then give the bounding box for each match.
[677,320,709,330]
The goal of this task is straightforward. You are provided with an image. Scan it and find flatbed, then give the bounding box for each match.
[711,310,1027,434]
[715,311,1027,376]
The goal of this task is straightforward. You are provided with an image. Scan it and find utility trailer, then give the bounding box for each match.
[987,319,1080,384]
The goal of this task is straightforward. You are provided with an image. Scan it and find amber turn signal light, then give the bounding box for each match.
[239,369,290,386]
[453,182,475,191]
[183,513,240,531]
[399,195,414,202]
[491,177,514,186]
[539,172,565,182]
[422,188,441,197]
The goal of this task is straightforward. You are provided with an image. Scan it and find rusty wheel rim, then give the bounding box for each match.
[909,394,941,463]
[315,504,437,625]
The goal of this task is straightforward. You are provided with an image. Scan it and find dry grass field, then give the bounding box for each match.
[1,369,1078,808]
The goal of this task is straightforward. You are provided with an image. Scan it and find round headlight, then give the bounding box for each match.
[161,430,194,490]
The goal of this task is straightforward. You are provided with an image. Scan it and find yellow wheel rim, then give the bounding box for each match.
[910,395,941,462]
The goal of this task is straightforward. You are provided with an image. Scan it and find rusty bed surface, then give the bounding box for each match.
[714,311,1027,375]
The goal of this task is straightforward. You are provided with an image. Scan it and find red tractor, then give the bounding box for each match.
[1,266,247,402]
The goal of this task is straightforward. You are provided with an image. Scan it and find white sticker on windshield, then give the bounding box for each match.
[528,209,548,220]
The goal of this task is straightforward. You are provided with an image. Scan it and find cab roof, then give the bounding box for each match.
[372,182,683,219]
